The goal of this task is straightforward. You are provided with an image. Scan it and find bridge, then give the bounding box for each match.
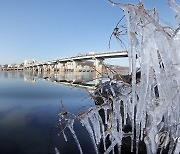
[24,50,128,74]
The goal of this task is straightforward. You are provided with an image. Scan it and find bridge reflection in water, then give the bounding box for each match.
[1,71,102,93]
[0,70,99,154]
[0,70,136,153]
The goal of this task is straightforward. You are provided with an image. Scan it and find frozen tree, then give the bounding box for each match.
[58,0,180,153]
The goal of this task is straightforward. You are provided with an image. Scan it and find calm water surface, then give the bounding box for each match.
[0,71,96,154]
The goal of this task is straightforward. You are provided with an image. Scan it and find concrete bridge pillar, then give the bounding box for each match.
[59,63,65,72]
[47,65,50,72]
[94,58,103,74]
[54,64,58,72]
[27,67,30,71]
[73,61,79,72]
[57,63,60,72]
[43,65,48,72]
[94,58,103,85]
[49,64,55,72]
[29,67,33,71]
[33,66,38,72]
[32,67,35,72]
[37,66,40,72]
[37,66,43,72]
[24,67,27,71]
[40,66,43,72]
[48,65,52,72]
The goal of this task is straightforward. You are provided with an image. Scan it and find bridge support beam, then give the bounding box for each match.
[40,66,43,72]
[43,65,48,72]
[32,66,37,72]
[54,64,58,72]
[24,67,27,71]
[73,61,79,72]
[94,58,103,86]
[58,63,65,72]
[29,67,33,71]
[49,65,55,72]
[27,67,30,71]
[37,66,43,72]
[94,58,103,74]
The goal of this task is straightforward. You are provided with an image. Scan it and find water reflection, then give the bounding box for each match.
[0,71,103,92]
[0,71,97,154]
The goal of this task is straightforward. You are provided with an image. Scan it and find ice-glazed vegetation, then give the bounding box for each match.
[58,0,180,153]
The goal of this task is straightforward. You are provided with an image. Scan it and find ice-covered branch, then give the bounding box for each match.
[57,0,180,153]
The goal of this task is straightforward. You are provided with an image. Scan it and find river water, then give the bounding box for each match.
[0,71,98,154]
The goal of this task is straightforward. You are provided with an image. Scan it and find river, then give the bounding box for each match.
[0,71,98,154]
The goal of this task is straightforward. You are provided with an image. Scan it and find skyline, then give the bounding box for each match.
[0,0,178,65]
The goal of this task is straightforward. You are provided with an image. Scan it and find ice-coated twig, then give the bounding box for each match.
[57,1,180,154]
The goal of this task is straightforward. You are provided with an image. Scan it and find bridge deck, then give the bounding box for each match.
[26,50,128,67]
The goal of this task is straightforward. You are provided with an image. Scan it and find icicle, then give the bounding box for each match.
[62,131,67,142]
[55,147,60,154]
[104,140,117,154]
[144,136,152,154]
[104,107,108,125]
[68,121,83,154]
[123,100,127,125]
[81,116,99,154]
[59,1,180,154]
[89,112,101,145]
[110,82,116,97]
[97,110,107,151]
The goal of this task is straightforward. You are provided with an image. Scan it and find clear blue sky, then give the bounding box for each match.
[0,0,178,65]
